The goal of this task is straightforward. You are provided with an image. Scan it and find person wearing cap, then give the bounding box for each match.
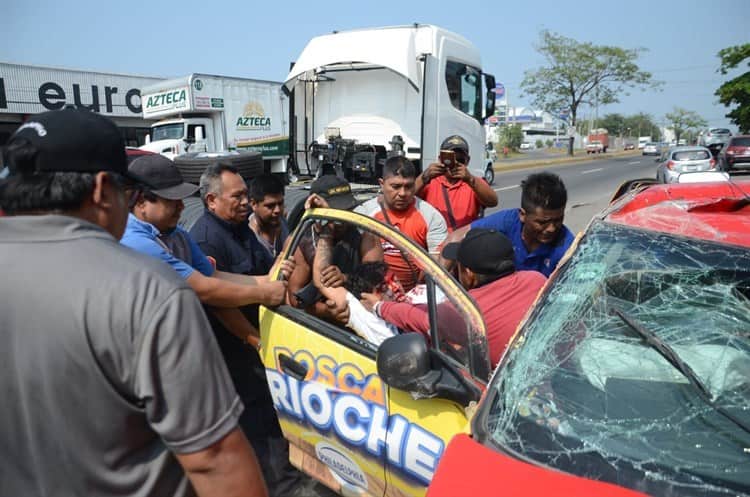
[415,135,498,232]
[356,156,448,291]
[189,166,315,497]
[287,175,383,324]
[445,172,574,278]
[121,153,289,312]
[0,109,267,497]
[363,229,546,366]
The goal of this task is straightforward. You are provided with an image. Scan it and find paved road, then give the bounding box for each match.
[486,154,658,234]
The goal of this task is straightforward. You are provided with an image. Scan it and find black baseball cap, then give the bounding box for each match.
[441,135,469,154]
[128,154,199,200]
[310,175,358,210]
[441,228,516,276]
[4,108,152,186]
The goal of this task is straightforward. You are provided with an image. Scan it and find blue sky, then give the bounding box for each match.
[2,0,748,131]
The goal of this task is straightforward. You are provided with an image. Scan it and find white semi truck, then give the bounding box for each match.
[284,24,496,183]
[139,74,289,177]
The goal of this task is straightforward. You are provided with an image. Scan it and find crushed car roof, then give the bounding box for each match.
[607,179,750,248]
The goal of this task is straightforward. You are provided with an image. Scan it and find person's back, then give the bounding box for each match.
[468,269,546,364]
[0,216,239,497]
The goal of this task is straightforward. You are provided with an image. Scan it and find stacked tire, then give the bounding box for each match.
[173,150,264,184]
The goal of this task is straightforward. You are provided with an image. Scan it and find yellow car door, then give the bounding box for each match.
[262,208,489,497]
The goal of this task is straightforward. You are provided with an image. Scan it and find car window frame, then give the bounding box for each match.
[266,207,491,380]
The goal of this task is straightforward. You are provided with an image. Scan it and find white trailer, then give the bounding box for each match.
[139,74,289,176]
[284,24,496,182]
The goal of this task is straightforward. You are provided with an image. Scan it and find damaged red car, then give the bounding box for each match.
[428,177,750,497]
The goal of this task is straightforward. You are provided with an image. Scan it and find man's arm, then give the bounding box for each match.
[176,427,268,497]
[415,162,446,196]
[210,307,260,348]
[312,231,348,309]
[186,271,286,308]
[360,230,384,262]
[451,164,498,207]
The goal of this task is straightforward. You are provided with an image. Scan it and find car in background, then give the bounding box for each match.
[698,128,732,147]
[520,142,532,150]
[624,143,635,151]
[641,142,659,155]
[718,134,750,173]
[655,145,716,183]
[125,146,156,165]
[427,178,750,497]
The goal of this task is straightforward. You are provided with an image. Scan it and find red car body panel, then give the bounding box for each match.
[427,434,648,497]
[607,180,750,248]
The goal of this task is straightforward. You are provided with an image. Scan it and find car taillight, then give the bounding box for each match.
[727,148,736,155]
[709,158,716,168]
[667,160,675,170]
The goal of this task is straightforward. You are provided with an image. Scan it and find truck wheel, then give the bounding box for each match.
[285,188,310,232]
[484,164,495,185]
[173,151,264,184]
[178,196,205,232]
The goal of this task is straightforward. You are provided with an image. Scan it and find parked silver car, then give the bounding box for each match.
[698,128,732,147]
[656,146,717,183]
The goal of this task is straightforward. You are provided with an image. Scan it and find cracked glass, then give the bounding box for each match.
[484,221,750,496]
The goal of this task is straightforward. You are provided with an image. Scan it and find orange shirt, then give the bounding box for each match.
[419,175,486,231]
[356,197,448,291]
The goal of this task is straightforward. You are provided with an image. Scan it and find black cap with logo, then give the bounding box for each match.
[310,175,358,210]
[3,108,153,187]
[441,228,516,276]
[440,135,470,154]
[128,154,199,200]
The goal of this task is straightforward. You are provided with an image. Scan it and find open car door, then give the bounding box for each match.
[261,207,490,497]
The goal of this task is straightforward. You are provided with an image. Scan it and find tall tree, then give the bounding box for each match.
[664,108,707,145]
[623,113,662,141]
[521,30,658,155]
[715,43,750,133]
[498,124,524,151]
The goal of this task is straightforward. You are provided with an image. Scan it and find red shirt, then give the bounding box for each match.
[419,175,487,231]
[380,270,547,366]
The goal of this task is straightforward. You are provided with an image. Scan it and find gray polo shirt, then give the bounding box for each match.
[0,215,243,497]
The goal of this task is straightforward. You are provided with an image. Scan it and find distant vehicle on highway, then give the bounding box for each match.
[718,134,750,173]
[637,136,652,149]
[520,142,532,150]
[624,143,635,150]
[698,128,732,147]
[641,142,660,156]
[427,178,750,497]
[655,145,716,183]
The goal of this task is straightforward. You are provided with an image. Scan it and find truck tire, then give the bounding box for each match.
[178,196,205,232]
[285,187,310,232]
[484,164,495,185]
[173,151,264,184]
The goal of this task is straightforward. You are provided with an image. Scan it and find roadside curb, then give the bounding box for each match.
[492,150,640,173]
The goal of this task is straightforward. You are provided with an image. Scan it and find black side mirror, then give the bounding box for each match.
[483,73,496,119]
[376,334,481,407]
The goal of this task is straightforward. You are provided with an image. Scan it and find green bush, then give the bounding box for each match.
[535,139,544,149]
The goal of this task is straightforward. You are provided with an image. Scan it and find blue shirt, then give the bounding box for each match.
[471,208,574,277]
[120,214,214,279]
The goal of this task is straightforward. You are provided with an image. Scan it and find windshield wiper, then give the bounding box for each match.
[611,307,750,435]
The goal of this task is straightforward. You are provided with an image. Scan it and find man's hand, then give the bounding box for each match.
[448,162,472,183]
[260,279,288,307]
[319,265,346,288]
[359,292,381,312]
[277,257,296,280]
[305,193,329,210]
[324,298,349,324]
[423,162,447,182]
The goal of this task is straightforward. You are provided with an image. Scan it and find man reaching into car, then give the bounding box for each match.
[362,228,546,366]
[287,175,383,325]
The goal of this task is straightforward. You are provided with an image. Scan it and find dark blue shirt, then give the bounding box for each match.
[190,210,275,277]
[471,208,574,277]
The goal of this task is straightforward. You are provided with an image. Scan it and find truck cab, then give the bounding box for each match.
[285,25,496,182]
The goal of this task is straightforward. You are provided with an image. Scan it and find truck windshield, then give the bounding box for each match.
[151,123,185,141]
[483,222,750,497]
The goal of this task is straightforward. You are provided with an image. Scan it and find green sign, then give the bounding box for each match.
[210,98,224,109]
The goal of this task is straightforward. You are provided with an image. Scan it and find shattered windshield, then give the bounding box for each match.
[484,221,750,497]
